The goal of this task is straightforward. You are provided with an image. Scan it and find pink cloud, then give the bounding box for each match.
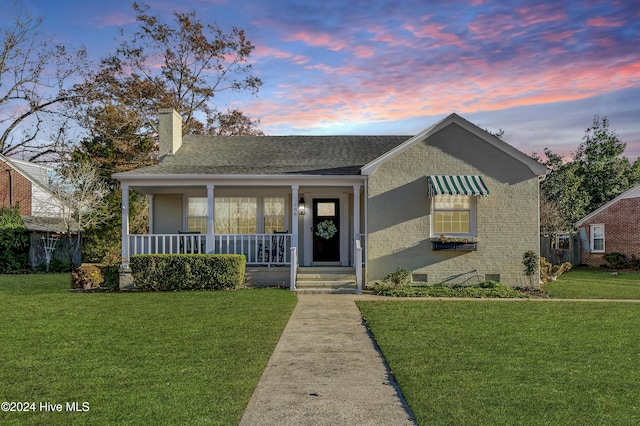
[467,14,516,40]
[254,45,309,65]
[283,31,349,52]
[245,51,640,134]
[94,12,136,29]
[587,16,625,27]
[403,21,466,48]
[516,5,567,26]
[353,45,375,58]
[541,30,573,43]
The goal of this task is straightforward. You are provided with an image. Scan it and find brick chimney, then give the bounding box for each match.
[158,109,183,159]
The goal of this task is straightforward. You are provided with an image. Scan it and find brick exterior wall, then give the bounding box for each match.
[366,123,541,287]
[0,162,32,215]
[579,197,640,267]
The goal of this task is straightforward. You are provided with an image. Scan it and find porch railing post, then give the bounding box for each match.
[355,239,363,294]
[121,185,130,266]
[207,184,214,253]
[290,246,297,291]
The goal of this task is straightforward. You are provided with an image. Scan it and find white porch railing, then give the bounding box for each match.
[127,233,292,266]
[215,233,291,266]
[128,233,207,256]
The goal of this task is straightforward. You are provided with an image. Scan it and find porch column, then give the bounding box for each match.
[147,195,154,234]
[291,185,299,250]
[207,184,214,253]
[121,184,130,265]
[353,184,361,241]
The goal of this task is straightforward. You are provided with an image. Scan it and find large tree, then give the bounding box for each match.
[539,116,640,231]
[572,116,640,210]
[70,2,264,261]
[0,2,86,161]
[73,1,263,145]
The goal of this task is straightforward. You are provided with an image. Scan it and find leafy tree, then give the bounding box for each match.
[73,1,263,141]
[539,116,640,231]
[69,2,263,262]
[572,116,640,210]
[0,2,86,161]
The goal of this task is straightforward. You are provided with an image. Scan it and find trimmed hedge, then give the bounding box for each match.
[130,254,246,291]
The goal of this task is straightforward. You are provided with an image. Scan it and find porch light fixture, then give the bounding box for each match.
[298,197,306,215]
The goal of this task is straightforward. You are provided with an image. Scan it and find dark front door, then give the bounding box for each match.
[313,199,340,262]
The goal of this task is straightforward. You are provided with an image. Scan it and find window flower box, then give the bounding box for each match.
[432,241,477,251]
[432,235,477,251]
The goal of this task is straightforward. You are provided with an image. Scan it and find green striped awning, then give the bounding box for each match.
[427,175,490,197]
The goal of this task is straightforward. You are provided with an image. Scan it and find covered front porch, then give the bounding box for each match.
[120,177,365,291]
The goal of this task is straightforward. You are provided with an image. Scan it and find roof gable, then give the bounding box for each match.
[0,154,52,191]
[576,184,640,226]
[361,113,548,177]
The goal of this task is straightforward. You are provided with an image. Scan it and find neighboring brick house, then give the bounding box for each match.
[0,154,82,267]
[575,185,640,267]
[114,110,548,290]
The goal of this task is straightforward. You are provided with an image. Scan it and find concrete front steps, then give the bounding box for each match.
[295,267,357,294]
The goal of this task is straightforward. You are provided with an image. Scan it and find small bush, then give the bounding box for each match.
[72,264,104,289]
[0,206,30,273]
[385,268,412,289]
[602,253,632,269]
[101,265,120,290]
[71,263,121,290]
[130,254,246,291]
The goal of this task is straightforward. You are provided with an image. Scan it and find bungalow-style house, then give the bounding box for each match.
[114,109,547,291]
[0,154,82,268]
[575,184,640,267]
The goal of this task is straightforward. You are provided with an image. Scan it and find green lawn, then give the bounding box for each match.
[545,268,640,299]
[0,274,297,425]
[359,300,640,426]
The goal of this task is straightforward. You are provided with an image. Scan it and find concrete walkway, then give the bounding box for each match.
[239,294,416,426]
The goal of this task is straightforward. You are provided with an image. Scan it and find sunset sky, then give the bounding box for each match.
[22,0,640,160]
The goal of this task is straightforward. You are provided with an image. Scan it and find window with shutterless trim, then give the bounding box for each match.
[590,224,604,253]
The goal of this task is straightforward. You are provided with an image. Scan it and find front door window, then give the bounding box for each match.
[313,199,340,262]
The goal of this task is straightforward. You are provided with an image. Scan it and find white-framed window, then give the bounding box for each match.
[187,197,208,233]
[431,195,476,236]
[263,197,286,233]
[215,197,257,234]
[590,224,605,253]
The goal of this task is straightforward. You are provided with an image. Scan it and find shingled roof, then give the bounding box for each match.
[122,135,411,176]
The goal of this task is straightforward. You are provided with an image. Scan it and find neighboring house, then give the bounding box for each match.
[0,154,81,268]
[113,109,547,290]
[575,184,640,267]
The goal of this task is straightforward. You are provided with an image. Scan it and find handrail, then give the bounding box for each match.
[355,239,363,294]
[290,246,297,291]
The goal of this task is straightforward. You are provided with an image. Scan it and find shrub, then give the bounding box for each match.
[384,268,412,289]
[0,206,30,273]
[522,250,539,288]
[130,254,246,291]
[371,280,527,298]
[101,265,120,290]
[603,252,629,270]
[71,263,120,290]
[72,264,104,289]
